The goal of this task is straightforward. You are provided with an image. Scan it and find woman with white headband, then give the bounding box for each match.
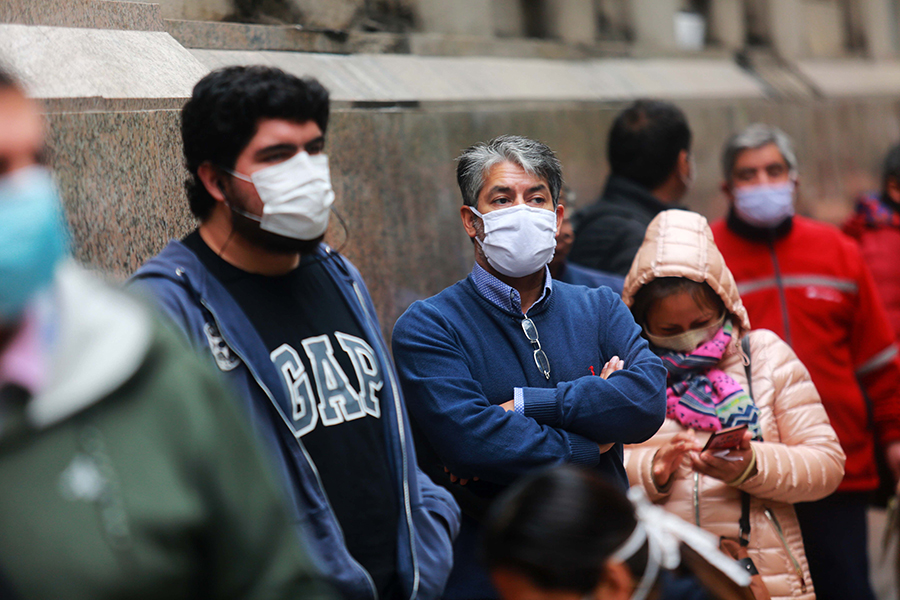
[620,210,845,599]
[483,465,753,600]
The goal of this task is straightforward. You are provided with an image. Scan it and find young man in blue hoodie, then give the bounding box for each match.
[131,66,459,600]
[391,135,667,600]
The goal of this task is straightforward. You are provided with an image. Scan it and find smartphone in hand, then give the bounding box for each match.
[702,424,748,452]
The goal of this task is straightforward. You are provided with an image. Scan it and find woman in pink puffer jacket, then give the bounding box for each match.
[622,210,845,600]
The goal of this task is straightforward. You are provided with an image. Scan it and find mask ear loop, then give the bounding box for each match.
[218,227,237,260]
[287,205,351,270]
[211,167,242,260]
[329,205,351,255]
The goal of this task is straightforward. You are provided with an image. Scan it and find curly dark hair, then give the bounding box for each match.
[181,65,330,220]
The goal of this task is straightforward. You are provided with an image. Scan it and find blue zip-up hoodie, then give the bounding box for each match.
[130,240,460,600]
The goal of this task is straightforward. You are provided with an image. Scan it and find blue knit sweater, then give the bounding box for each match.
[392,273,666,599]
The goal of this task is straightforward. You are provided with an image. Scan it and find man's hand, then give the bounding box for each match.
[499,356,623,413]
[690,430,754,483]
[599,356,625,379]
[885,440,900,483]
[652,430,701,489]
[443,467,478,486]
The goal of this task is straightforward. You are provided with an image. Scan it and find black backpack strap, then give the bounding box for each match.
[739,488,752,545]
[739,334,753,545]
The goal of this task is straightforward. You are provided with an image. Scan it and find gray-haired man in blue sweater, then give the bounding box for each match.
[392,135,667,600]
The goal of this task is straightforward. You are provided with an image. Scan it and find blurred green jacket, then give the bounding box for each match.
[0,263,332,600]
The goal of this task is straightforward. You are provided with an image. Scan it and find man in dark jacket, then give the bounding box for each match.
[131,66,459,600]
[569,99,693,276]
[549,190,624,293]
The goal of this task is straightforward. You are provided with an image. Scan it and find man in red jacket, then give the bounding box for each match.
[711,124,900,600]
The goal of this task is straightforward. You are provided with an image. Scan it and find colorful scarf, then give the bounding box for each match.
[656,321,761,439]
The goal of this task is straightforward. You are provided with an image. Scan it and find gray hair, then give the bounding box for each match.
[721,123,798,182]
[456,135,563,207]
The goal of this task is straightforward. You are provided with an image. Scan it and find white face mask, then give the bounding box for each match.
[228,151,335,240]
[732,180,795,228]
[469,204,558,278]
[644,314,725,353]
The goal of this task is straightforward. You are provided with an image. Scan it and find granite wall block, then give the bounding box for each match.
[0,0,164,31]
[47,109,194,279]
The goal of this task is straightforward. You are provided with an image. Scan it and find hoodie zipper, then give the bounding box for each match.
[198,297,380,600]
[764,507,807,593]
[351,282,420,600]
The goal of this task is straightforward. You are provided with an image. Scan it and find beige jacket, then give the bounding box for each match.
[622,210,846,600]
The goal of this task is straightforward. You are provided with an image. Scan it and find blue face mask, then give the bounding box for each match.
[0,166,69,322]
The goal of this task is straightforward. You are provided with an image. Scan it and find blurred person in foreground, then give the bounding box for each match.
[549,186,624,294]
[0,67,330,599]
[484,465,754,600]
[842,142,900,340]
[622,209,845,600]
[569,99,693,276]
[710,123,900,600]
[130,65,459,600]
[392,134,667,600]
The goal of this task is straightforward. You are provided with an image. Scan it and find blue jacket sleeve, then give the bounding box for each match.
[517,291,667,443]
[392,301,601,485]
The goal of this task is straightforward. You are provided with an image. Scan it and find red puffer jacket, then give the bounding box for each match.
[842,193,900,340]
[712,213,900,492]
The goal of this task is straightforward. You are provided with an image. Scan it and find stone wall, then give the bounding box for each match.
[41,95,900,341]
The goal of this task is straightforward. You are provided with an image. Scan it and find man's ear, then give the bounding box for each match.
[198,162,228,203]
[677,149,691,180]
[555,202,565,232]
[887,177,900,204]
[461,205,478,239]
[721,180,735,204]
[593,562,635,600]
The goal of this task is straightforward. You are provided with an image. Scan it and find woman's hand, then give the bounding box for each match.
[652,430,701,490]
[690,430,755,483]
